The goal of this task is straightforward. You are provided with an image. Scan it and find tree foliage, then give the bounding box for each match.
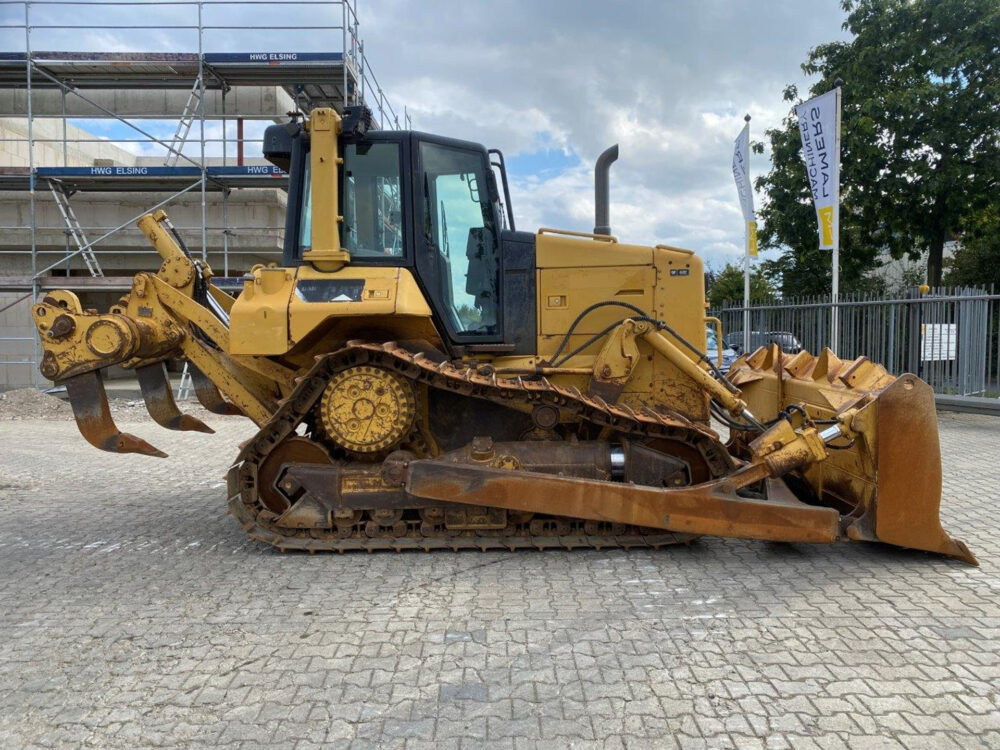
[944,207,1000,290]
[757,0,1000,292]
[706,262,776,307]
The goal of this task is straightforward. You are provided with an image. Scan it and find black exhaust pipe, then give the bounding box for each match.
[594,144,619,236]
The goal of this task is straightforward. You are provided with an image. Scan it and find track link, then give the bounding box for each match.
[226,341,732,552]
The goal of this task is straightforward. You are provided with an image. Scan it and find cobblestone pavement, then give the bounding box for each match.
[0,411,998,749]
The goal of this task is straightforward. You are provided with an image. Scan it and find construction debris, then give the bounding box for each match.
[0,388,72,420]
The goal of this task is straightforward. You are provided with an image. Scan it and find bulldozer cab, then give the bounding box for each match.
[265,109,514,350]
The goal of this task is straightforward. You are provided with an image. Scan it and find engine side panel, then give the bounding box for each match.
[651,245,711,422]
[532,232,711,423]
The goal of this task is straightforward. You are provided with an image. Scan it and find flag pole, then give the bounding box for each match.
[742,113,751,355]
[831,79,843,349]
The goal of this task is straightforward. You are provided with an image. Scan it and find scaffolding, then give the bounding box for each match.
[0,0,409,386]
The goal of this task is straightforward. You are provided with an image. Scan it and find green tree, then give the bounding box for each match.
[945,207,1000,290]
[706,262,776,307]
[757,0,1000,290]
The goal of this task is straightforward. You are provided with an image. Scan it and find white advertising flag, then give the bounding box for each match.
[795,87,841,250]
[732,123,758,257]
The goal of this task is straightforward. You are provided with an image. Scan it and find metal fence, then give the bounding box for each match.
[710,287,1000,400]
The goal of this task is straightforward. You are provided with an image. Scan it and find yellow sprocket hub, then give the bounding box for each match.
[318,365,416,453]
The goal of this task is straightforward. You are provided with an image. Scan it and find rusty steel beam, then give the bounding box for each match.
[405,461,841,544]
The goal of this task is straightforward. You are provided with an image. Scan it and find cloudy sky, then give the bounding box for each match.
[5,0,851,268]
[357,0,851,267]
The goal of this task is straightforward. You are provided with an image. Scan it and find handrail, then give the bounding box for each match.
[655,243,694,256]
[538,228,618,243]
[704,316,724,369]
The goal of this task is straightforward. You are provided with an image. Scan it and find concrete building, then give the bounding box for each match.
[870,241,960,293]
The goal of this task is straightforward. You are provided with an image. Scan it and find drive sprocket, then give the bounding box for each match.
[317,364,416,453]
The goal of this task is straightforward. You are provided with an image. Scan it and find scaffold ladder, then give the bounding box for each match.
[48,179,104,277]
[177,362,193,401]
[164,79,203,167]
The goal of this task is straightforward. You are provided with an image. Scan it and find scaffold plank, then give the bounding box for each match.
[0,166,288,192]
[0,275,247,292]
[0,50,353,101]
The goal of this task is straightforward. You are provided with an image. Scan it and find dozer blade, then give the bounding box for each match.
[190,364,243,416]
[62,370,167,458]
[843,374,977,565]
[136,362,214,433]
[728,346,976,565]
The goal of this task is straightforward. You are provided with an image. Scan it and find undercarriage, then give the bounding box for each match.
[228,341,726,551]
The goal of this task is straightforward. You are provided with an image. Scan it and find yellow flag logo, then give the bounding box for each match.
[818,206,835,247]
[747,221,758,257]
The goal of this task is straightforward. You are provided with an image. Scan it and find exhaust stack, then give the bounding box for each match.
[594,144,618,236]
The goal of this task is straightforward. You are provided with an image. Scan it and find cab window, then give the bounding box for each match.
[419,142,499,336]
[299,142,404,258]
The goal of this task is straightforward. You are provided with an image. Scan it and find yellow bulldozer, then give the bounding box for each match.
[30,106,975,563]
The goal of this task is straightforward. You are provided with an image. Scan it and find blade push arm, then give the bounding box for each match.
[588,318,759,423]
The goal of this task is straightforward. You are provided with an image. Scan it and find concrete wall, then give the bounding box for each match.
[0,188,286,260]
[0,87,295,119]
[0,117,139,168]
[873,241,959,291]
[0,293,36,389]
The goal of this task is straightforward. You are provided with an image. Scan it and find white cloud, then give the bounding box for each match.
[360,0,849,266]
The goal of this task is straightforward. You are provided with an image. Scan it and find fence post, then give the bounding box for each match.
[905,286,920,376]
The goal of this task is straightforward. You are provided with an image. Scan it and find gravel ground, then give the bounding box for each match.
[0,388,73,420]
[0,387,222,423]
[0,409,998,749]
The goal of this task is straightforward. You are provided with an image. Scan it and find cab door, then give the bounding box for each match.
[414,137,503,345]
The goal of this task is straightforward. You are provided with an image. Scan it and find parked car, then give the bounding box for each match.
[706,325,739,373]
[724,330,803,355]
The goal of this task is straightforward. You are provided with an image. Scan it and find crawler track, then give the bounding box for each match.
[226,341,733,552]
